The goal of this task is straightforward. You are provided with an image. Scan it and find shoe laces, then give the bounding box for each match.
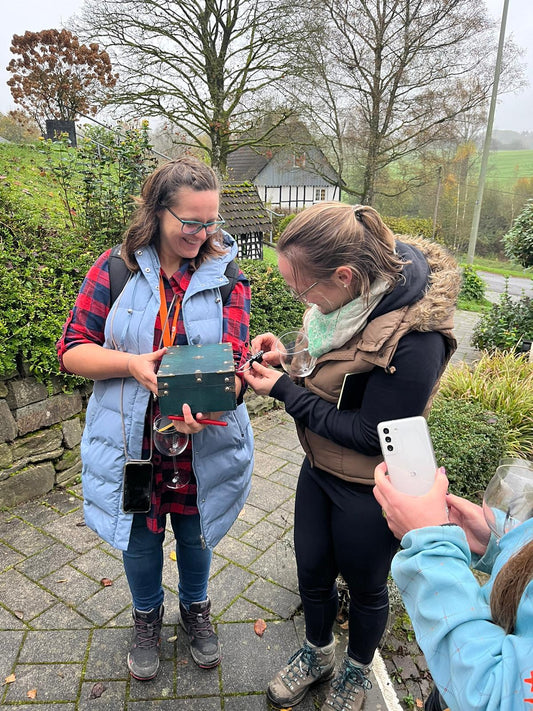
[282,643,323,684]
[185,607,214,639]
[133,614,160,649]
[327,659,372,710]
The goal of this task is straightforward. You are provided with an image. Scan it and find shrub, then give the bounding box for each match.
[383,216,434,239]
[239,259,306,338]
[459,264,485,302]
[437,351,533,459]
[503,198,533,268]
[428,398,508,501]
[273,213,296,242]
[471,286,533,353]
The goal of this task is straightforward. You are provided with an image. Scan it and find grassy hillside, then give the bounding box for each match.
[484,149,533,187]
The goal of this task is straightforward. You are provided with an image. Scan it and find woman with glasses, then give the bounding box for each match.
[57,157,254,681]
[243,202,461,711]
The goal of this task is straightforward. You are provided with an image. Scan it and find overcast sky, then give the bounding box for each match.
[0,0,532,133]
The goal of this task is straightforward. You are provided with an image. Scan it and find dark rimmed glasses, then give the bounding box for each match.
[166,206,225,235]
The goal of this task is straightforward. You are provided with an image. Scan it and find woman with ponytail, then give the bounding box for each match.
[374,461,533,711]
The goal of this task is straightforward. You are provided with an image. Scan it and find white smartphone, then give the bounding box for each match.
[377,416,437,496]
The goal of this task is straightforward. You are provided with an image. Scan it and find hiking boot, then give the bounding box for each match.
[321,655,372,711]
[127,605,163,680]
[267,638,336,708]
[179,597,221,668]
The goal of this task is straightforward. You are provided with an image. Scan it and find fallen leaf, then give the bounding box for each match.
[416,699,424,708]
[4,674,16,685]
[14,611,24,620]
[167,635,178,642]
[89,682,107,699]
[27,689,37,699]
[56,579,68,584]
[169,550,177,561]
[340,620,349,630]
[254,619,267,637]
[100,578,113,587]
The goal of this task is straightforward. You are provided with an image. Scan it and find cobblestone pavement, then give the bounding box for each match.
[0,310,482,710]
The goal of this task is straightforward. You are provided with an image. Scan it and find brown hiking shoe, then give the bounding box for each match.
[321,656,372,711]
[267,638,336,708]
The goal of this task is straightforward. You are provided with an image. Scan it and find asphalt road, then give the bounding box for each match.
[478,271,533,298]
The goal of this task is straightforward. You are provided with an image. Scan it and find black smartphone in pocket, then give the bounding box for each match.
[122,460,153,513]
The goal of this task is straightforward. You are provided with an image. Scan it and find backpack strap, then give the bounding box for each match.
[108,244,240,306]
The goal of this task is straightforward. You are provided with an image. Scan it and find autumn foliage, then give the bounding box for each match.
[7,29,117,131]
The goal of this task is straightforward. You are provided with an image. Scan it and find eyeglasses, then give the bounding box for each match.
[166,206,225,235]
[288,281,319,302]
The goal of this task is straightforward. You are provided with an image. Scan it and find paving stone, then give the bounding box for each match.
[5,663,82,702]
[0,541,25,570]
[224,694,268,710]
[249,535,299,593]
[70,546,125,582]
[226,517,252,539]
[19,629,90,663]
[246,475,294,513]
[30,602,93,629]
[40,564,102,606]
[78,680,127,710]
[0,516,54,555]
[236,502,266,525]
[263,443,306,465]
[84,627,132,680]
[208,563,256,613]
[0,630,24,679]
[43,489,82,514]
[129,699,221,710]
[214,536,261,567]
[219,619,301,694]
[265,505,294,530]
[15,542,77,580]
[0,568,56,619]
[0,603,25,629]
[252,449,287,477]
[42,514,100,553]
[219,596,275,623]
[243,578,301,619]
[81,575,133,625]
[240,519,286,551]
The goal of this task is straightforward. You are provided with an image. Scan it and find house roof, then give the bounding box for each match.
[226,146,269,182]
[220,182,271,235]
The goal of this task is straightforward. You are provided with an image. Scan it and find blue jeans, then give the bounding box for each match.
[123,513,212,611]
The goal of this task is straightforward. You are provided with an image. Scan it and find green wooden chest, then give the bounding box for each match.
[157,343,236,416]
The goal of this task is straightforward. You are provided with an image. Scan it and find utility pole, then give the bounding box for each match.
[467,0,510,264]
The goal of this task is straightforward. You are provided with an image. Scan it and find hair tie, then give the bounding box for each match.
[353,205,364,223]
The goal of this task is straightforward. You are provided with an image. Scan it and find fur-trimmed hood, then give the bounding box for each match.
[372,235,461,333]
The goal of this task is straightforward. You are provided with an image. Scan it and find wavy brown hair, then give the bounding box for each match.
[120,156,225,271]
[490,539,533,633]
[277,203,405,301]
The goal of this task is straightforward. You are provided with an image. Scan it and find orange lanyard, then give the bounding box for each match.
[158,275,180,347]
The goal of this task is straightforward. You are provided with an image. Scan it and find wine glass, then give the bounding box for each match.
[482,459,533,538]
[153,415,190,490]
[275,330,317,378]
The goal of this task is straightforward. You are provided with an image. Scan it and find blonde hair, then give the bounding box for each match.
[277,203,404,300]
[121,156,224,271]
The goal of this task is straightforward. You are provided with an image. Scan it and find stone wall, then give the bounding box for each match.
[0,370,88,507]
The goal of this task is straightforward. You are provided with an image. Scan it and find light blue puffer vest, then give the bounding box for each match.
[81,240,254,551]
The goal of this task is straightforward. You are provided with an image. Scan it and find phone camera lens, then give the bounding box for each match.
[385,436,391,443]
[383,427,389,434]
[387,445,393,451]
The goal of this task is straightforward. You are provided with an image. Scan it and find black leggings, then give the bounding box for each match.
[295,458,398,665]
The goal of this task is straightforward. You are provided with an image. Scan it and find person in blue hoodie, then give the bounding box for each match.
[57,157,254,681]
[374,462,533,711]
[243,202,460,711]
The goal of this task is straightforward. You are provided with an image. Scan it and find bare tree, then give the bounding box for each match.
[282,0,525,204]
[7,29,117,134]
[74,0,299,174]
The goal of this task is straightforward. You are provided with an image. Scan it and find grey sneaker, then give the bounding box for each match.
[127,605,163,680]
[267,638,336,708]
[321,656,372,711]
[179,597,221,668]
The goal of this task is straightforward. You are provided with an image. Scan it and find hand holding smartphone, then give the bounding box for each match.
[377,416,437,496]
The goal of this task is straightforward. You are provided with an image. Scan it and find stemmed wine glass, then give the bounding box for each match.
[482,458,533,538]
[153,415,190,490]
[275,330,317,378]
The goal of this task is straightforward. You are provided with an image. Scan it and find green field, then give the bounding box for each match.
[484,149,533,187]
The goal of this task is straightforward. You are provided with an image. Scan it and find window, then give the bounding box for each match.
[315,188,326,201]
